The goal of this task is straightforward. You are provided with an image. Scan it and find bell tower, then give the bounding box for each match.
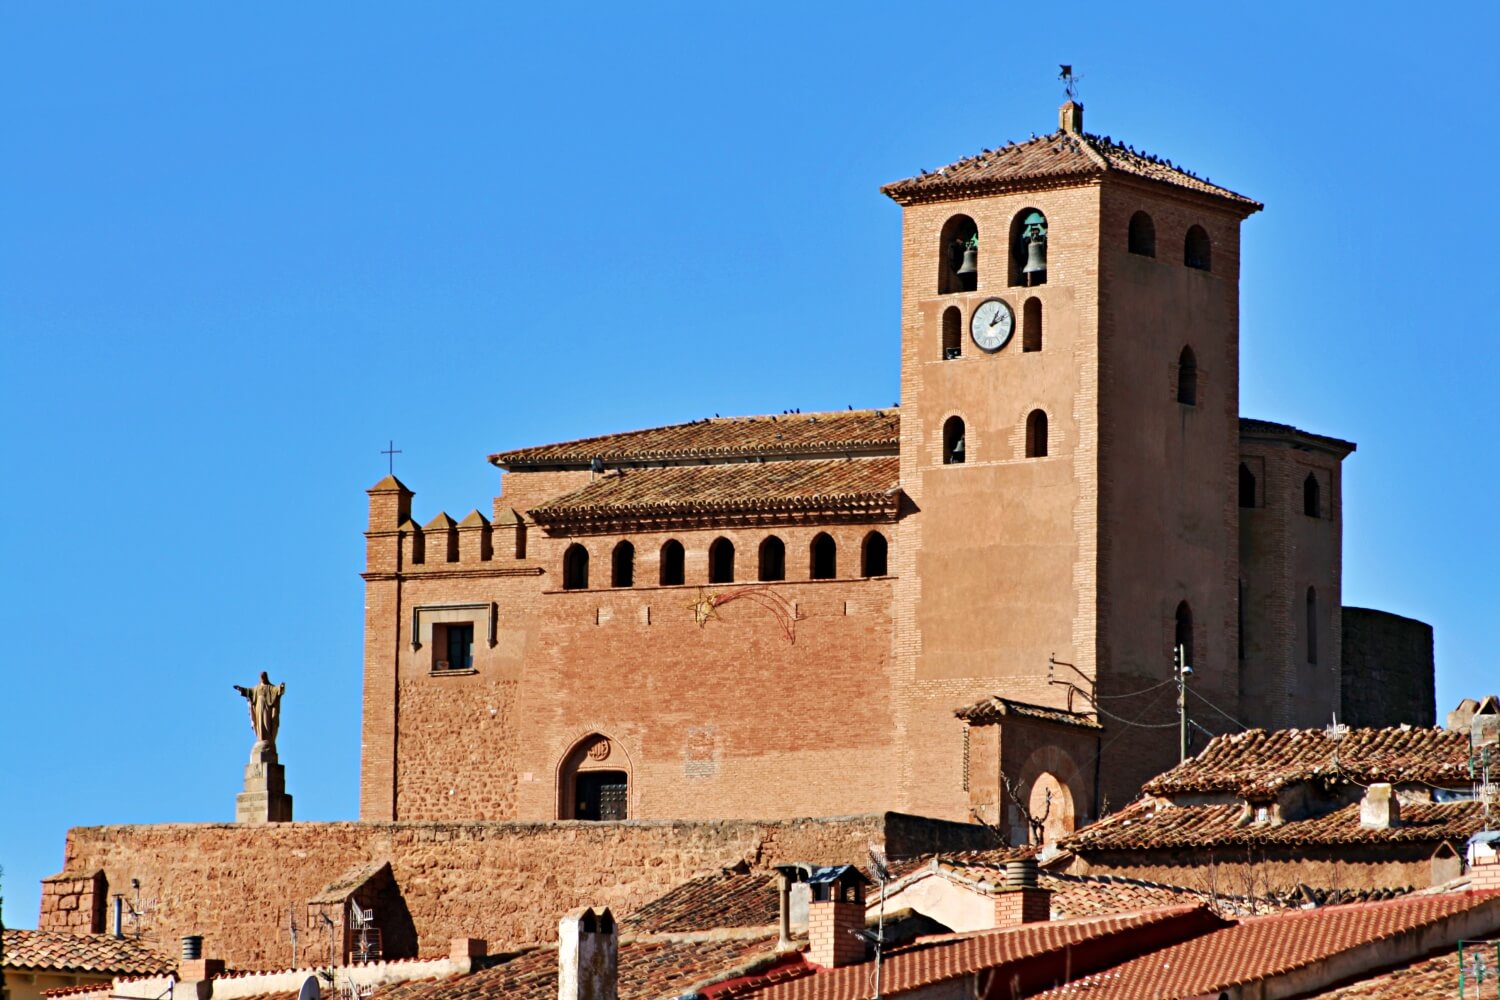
[883,101,1262,816]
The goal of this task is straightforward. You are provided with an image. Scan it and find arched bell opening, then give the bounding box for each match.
[659,539,685,586]
[861,531,888,577]
[709,536,736,584]
[1128,211,1157,257]
[1022,297,1042,353]
[810,532,837,580]
[1185,225,1212,271]
[941,306,962,360]
[557,733,631,821]
[938,215,979,294]
[1009,208,1048,287]
[562,543,590,590]
[942,416,966,465]
[610,540,634,588]
[758,535,786,582]
[1303,473,1321,518]
[1025,409,1048,458]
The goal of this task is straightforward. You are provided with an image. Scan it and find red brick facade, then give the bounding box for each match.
[356,100,1426,838]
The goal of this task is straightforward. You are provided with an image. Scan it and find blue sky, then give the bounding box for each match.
[2,3,1496,927]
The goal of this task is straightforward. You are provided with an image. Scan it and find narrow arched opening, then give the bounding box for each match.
[861,531,888,577]
[758,535,786,582]
[1303,473,1321,518]
[1239,463,1257,508]
[562,543,589,590]
[610,540,634,588]
[659,539,685,586]
[1128,211,1156,257]
[1178,346,1198,406]
[938,214,979,294]
[942,416,966,465]
[1010,208,1048,286]
[941,305,962,360]
[708,537,736,584]
[810,532,837,580]
[1025,409,1049,458]
[1022,297,1042,353]
[1185,225,1211,271]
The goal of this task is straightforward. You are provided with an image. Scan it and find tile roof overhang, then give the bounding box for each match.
[729,906,1220,1000]
[955,696,1103,731]
[1240,416,1357,457]
[528,457,902,532]
[1029,889,1500,999]
[1141,726,1473,799]
[490,410,900,470]
[2,930,174,977]
[621,871,780,935]
[881,128,1261,215]
[1061,799,1489,854]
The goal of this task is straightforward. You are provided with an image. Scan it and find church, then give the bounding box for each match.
[357,98,1433,844]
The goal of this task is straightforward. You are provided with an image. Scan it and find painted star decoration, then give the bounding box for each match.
[687,589,721,627]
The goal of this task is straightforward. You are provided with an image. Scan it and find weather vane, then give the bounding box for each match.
[1059,64,1082,102]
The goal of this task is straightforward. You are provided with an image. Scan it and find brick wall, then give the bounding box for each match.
[40,814,987,969]
[1341,607,1435,728]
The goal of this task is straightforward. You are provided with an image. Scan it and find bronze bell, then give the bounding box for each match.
[955,246,979,277]
[1022,237,1047,278]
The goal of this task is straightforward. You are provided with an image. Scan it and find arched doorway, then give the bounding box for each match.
[1028,772,1074,847]
[558,733,630,821]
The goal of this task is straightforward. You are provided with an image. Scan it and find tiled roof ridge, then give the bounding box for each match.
[490,409,900,467]
[1,929,174,976]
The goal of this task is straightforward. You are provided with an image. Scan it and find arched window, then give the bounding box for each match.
[941,306,962,360]
[1128,211,1156,257]
[942,416,966,465]
[1185,225,1211,271]
[810,532,837,580]
[709,537,735,584]
[1303,474,1321,518]
[611,540,634,588]
[1010,208,1048,286]
[1174,600,1194,668]
[861,531,888,577]
[1025,410,1049,458]
[758,535,786,582]
[562,543,589,590]
[1177,346,1198,406]
[938,215,979,294]
[1022,297,1042,353]
[1239,463,1256,508]
[1306,586,1319,664]
[659,539,685,586]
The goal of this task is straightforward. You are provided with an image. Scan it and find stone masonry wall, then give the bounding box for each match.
[38,871,106,934]
[42,814,987,969]
[1341,607,1435,728]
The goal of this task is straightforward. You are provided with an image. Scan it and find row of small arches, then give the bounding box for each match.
[941,411,1048,464]
[938,209,1212,295]
[1238,464,1324,518]
[561,531,891,590]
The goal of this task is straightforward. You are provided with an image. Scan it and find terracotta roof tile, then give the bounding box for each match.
[955,697,1102,731]
[1063,799,1487,853]
[1031,891,1500,999]
[529,457,900,525]
[491,410,900,469]
[881,128,1260,210]
[2,930,174,976]
[622,871,779,934]
[734,908,1208,1000]
[384,935,777,1000]
[1315,948,1474,998]
[1141,726,1472,798]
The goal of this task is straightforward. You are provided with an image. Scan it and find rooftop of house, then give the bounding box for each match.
[528,456,900,525]
[489,413,1333,474]
[1029,890,1500,999]
[954,696,1103,731]
[879,109,1261,211]
[2,930,174,977]
[1141,725,1473,799]
[1314,947,1483,998]
[1062,798,1489,854]
[489,410,901,469]
[620,870,780,935]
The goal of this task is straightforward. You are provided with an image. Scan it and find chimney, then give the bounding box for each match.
[806,866,870,969]
[1359,783,1400,829]
[1470,850,1500,892]
[112,895,123,938]
[449,938,487,975]
[558,907,617,1000]
[993,859,1052,928]
[179,937,224,986]
[1059,101,1084,134]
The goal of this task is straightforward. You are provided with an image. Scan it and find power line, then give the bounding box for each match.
[1094,679,1177,701]
[1187,687,1248,731]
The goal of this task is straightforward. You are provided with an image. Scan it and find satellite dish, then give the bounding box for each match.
[298,976,321,1000]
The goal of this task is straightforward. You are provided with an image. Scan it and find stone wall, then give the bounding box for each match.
[1341,607,1435,728]
[41,813,988,969]
[38,870,106,934]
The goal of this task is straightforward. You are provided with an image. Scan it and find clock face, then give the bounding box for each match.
[970,298,1015,352]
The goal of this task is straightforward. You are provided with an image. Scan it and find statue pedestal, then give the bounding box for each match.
[236,741,293,824]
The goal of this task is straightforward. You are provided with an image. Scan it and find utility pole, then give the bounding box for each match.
[1175,644,1192,763]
